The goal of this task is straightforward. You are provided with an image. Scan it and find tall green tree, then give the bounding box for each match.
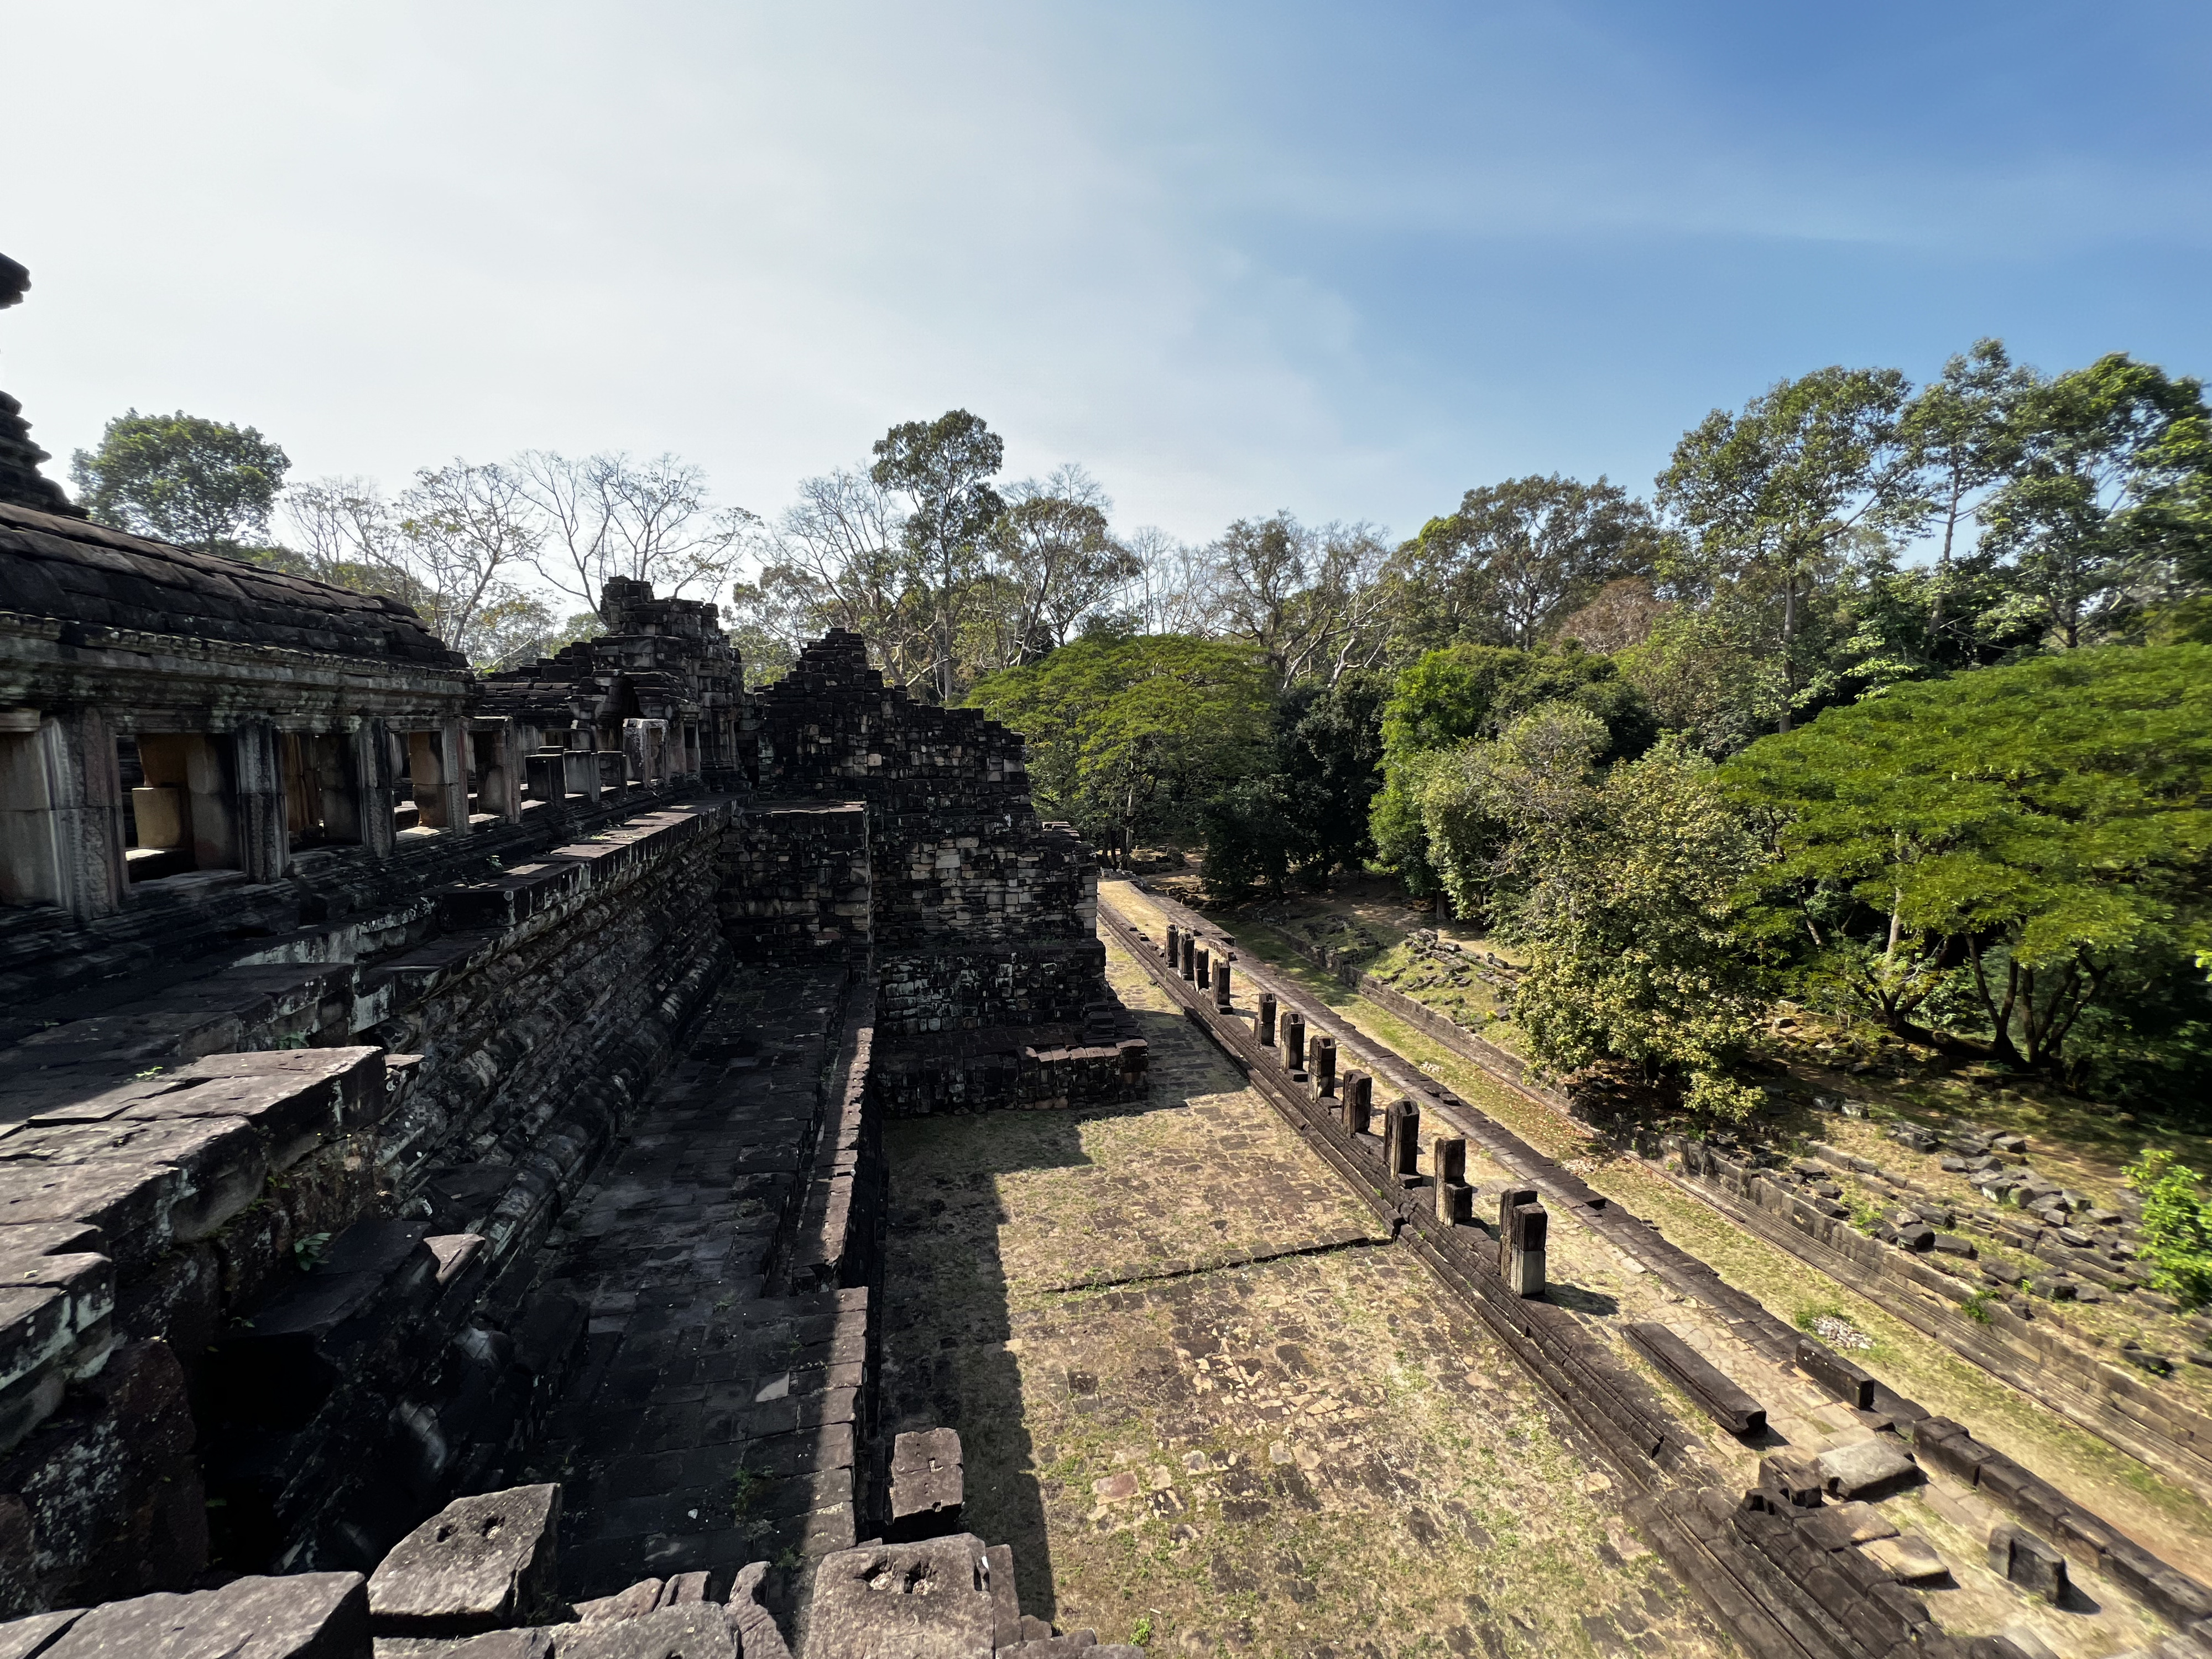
[1500,735,1771,1117]
[1657,366,1919,731]
[1725,646,2212,1073]
[871,410,1005,702]
[71,409,290,554]
[1981,354,2212,648]
[1389,474,1658,651]
[1370,643,1654,893]
[963,635,1272,852]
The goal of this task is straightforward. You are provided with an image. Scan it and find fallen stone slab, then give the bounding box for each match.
[1815,1438,1922,1501]
[1989,1524,2068,1603]
[807,1535,997,1659]
[368,1485,563,1635]
[40,1572,367,1659]
[1623,1322,1766,1435]
[0,1609,83,1659]
[1794,1337,1876,1410]
[722,1563,789,1659]
[1862,1535,1947,1582]
[571,1584,659,1625]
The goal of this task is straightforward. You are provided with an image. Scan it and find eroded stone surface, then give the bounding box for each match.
[368,1486,561,1634]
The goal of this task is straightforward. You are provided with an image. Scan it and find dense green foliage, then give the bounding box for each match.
[1498,736,1771,1118]
[963,635,1272,852]
[1370,643,1653,895]
[75,333,2212,1121]
[72,410,290,554]
[2127,1150,2212,1310]
[1725,647,2212,1079]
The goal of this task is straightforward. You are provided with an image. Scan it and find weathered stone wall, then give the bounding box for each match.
[0,800,740,1610]
[716,802,871,962]
[747,633,1140,1116]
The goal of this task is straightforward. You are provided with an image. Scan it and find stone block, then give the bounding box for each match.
[1254,993,1276,1048]
[0,1609,84,1659]
[1384,1100,1420,1183]
[1758,1451,1824,1507]
[1340,1073,1371,1136]
[548,1606,730,1659]
[1815,1439,1922,1501]
[1506,1203,1546,1298]
[572,1582,660,1624]
[1987,1524,2068,1603]
[1623,1323,1765,1434]
[367,1484,562,1634]
[1862,1535,1946,1582]
[42,1572,367,1659]
[1794,1338,1876,1410]
[806,1534,996,1659]
[886,1427,963,1542]
[722,1563,789,1659]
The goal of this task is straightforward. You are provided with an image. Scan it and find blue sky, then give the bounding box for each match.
[4,1,2208,548]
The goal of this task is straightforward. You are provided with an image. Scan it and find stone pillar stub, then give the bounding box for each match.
[1281,1011,1306,1072]
[1256,992,1277,1047]
[1195,946,1209,989]
[1180,933,1196,981]
[1385,1098,1420,1181]
[1213,960,1232,1011]
[1507,1202,1548,1297]
[1341,1072,1371,1136]
[1311,1034,1337,1097]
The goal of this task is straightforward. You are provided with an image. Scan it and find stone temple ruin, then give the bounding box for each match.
[4,257,2212,1658]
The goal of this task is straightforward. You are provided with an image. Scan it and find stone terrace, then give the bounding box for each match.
[874,928,1733,1658]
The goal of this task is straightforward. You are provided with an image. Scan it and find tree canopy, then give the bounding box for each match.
[962,634,1272,853]
[1725,645,2212,1072]
[71,410,290,554]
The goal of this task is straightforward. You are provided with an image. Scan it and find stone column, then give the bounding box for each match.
[1496,1186,1537,1272]
[1384,1099,1421,1182]
[1165,923,1179,964]
[1281,1011,1306,1073]
[0,707,125,917]
[1434,1137,1472,1225]
[1340,1071,1371,1136]
[1311,1035,1337,1097]
[1180,933,1196,981]
[1213,961,1232,1011]
[1255,992,1276,1047]
[1194,946,1209,989]
[229,719,286,880]
[354,720,398,858]
[1506,1202,1548,1297]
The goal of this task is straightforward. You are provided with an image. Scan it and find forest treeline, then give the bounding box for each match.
[67,339,2212,1119]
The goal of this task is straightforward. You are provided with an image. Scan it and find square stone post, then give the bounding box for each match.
[1497,1186,1537,1271]
[1341,1071,1371,1136]
[1281,1010,1306,1073]
[1180,933,1196,981]
[1311,1035,1337,1097]
[1255,992,1276,1047]
[1434,1137,1472,1225]
[230,718,287,880]
[1384,1098,1421,1182]
[1507,1202,1548,1297]
[1213,960,1232,1011]
[1195,946,1210,989]
[354,720,398,857]
[1165,923,1179,964]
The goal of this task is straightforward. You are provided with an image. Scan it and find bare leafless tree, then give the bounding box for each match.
[514,450,754,613]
